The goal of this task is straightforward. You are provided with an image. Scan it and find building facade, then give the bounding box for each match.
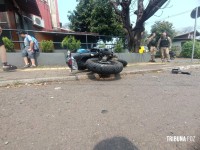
[173,31,200,49]
[34,0,60,30]
[0,0,61,50]
[0,0,99,50]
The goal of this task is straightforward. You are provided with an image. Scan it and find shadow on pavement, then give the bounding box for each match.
[88,73,122,81]
[93,136,139,150]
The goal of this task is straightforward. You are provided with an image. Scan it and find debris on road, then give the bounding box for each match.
[101,110,108,114]
[171,68,191,75]
[54,87,62,90]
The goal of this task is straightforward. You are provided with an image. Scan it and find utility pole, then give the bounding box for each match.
[191,6,199,62]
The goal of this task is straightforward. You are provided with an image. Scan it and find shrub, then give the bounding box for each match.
[114,39,124,53]
[171,45,181,57]
[2,37,15,52]
[40,40,54,53]
[61,36,81,52]
[180,41,200,58]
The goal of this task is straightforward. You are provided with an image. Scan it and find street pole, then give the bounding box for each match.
[86,34,88,49]
[191,7,198,62]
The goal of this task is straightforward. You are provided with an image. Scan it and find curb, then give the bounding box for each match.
[1,64,200,87]
[120,64,200,76]
[0,76,76,87]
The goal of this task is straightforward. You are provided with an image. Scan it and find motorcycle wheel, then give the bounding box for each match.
[118,59,128,67]
[86,59,123,75]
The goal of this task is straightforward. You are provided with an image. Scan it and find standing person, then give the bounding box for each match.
[157,31,172,62]
[147,32,157,62]
[0,26,17,71]
[19,31,39,68]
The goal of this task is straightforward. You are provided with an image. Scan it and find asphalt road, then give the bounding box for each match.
[0,68,200,150]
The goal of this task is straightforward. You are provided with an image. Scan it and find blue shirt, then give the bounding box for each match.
[24,35,39,50]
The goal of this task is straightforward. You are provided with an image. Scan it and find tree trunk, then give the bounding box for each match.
[110,0,168,52]
[127,29,143,53]
[133,30,143,53]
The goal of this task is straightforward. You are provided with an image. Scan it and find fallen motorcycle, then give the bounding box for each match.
[66,48,128,75]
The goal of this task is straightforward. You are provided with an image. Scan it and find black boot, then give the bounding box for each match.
[2,62,17,71]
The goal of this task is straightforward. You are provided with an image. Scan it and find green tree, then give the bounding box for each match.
[61,36,81,52]
[180,41,200,58]
[114,39,124,53]
[2,37,15,52]
[90,0,124,36]
[68,0,124,37]
[110,0,169,52]
[68,0,93,32]
[40,40,54,53]
[151,21,176,41]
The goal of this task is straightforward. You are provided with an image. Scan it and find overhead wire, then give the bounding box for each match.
[146,9,193,24]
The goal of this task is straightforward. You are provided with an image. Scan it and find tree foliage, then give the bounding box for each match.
[68,0,93,32]
[68,0,124,36]
[61,36,81,51]
[69,0,170,52]
[114,39,125,53]
[151,21,176,41]
[180,41,200,58]
[40,40,54,53]
[2,37,15,52]
[90,0,124,36]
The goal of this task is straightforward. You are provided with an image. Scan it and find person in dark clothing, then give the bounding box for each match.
[147,33,157,62]
[0,26,17,71]
[157,31,172,62]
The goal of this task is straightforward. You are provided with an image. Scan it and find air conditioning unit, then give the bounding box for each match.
[32,15,45,28]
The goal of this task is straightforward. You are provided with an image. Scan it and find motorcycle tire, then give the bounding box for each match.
[86,59,123,75]
[118,59,128,67]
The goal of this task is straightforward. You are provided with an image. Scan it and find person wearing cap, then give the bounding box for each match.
[0,26,17,71]
[157,31,172,62]
[19,31,39,68]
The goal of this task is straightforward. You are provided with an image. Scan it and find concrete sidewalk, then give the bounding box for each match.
[0,58,200,87]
